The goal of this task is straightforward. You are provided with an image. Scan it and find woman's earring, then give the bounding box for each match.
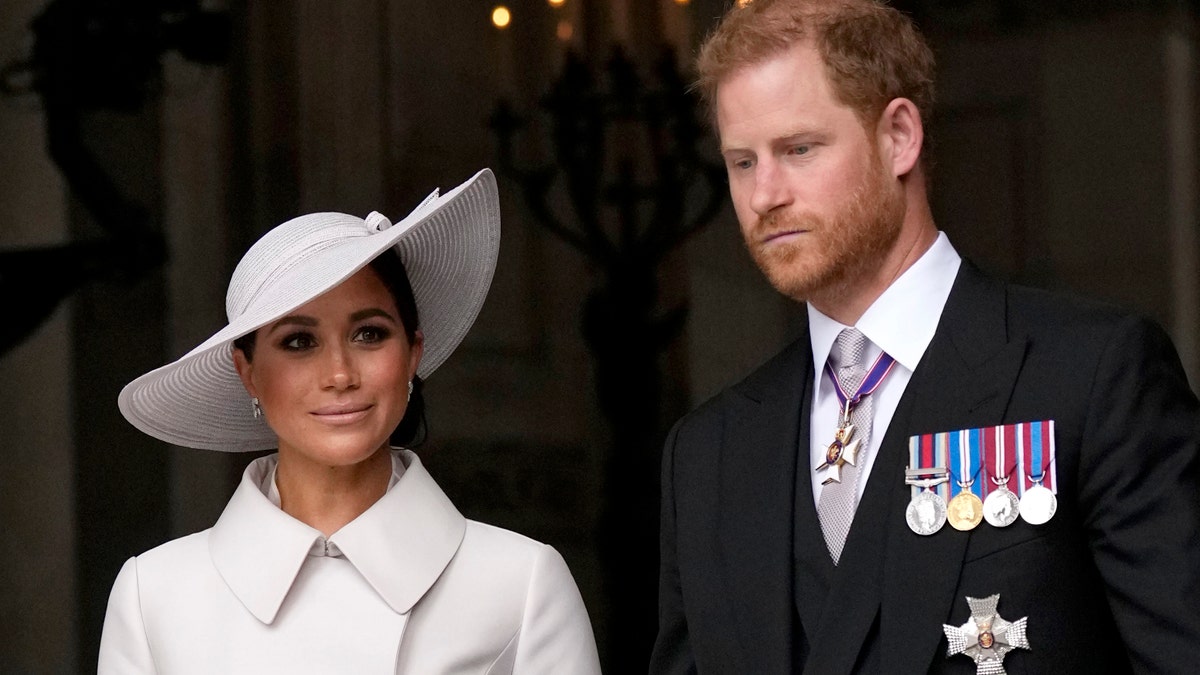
[406,380,413,402]
[251,397,263,419]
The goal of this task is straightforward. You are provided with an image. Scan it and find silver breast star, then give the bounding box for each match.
[943,594,1029,675]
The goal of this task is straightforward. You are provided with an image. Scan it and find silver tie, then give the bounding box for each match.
[817,328,872,564]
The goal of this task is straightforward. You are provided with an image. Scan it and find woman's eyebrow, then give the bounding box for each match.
[350,308,398,323]
[265,315,317,335]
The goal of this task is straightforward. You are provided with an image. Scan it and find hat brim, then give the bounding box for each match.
[118,169,500,452]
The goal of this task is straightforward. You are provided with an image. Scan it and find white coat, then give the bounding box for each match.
[98,450,602,674]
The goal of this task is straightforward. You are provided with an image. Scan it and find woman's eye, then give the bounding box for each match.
[281,333,315,351]
[354,325,391,343]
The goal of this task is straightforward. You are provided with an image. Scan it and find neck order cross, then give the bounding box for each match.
[815,339,897,485]
[816,328,897,564]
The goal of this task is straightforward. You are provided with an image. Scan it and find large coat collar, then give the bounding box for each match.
[719,262,1029,672]
[208,450,467,624]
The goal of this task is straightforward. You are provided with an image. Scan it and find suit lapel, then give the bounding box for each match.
[794,455,837,640]
[802,262,1029,672]
[710,263,1027,672]
[879,263,1029,671]
[718,337,813,674]
[802,387,915,671]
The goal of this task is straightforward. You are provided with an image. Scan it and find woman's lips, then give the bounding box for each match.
[310,404,372,425]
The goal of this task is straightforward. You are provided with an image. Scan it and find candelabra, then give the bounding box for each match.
[492,44,725,670]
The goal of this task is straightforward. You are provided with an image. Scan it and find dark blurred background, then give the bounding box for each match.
[2,0,1198,673]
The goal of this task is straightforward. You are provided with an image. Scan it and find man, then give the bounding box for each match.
[650,0,1200,673]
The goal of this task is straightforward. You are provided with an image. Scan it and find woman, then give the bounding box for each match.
[99,169,602,674]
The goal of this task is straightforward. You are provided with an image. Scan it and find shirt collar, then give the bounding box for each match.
[209,449,466,624]
[808,231,961,371]
[263,453,405,508]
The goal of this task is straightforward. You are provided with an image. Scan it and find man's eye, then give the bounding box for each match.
[790,145,810,156]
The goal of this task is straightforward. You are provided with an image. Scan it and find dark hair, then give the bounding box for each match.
[232,251,428,446]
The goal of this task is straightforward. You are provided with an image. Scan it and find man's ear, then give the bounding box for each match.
[232,347,257,399]
[877,97,924,179]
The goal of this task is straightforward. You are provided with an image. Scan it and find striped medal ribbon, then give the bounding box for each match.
[907,421,1058,534]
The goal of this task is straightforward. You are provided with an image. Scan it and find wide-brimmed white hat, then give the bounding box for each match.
[118,168,500,452]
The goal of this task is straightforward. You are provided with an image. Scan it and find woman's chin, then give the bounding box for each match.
[278,433,391,469]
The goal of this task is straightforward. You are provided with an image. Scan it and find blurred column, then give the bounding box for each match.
[1164,6,1199,387]
[161,19,239,536]
[70,103,170,675]
[0,4,75,672]
[295,0,387,213]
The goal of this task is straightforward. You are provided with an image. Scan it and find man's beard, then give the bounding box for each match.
[744,156,905,305]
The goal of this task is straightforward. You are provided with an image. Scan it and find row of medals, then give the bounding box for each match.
[903,467,1057,536]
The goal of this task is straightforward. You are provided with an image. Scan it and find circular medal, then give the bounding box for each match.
[947,491,984,531]
[906,490,947,536]
[983,487,1021,527]
[1019,484,1057,525]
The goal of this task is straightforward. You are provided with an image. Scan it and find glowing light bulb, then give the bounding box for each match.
[548,0,566,7]
[492,6,512,29]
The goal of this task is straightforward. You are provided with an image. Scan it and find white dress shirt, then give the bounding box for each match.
[808,232,961,507]
[261,454,404,558]
[99,449,602,674]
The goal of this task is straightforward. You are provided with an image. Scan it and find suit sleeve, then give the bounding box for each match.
[511,545,602,675]
[648,421,697,675]
[97,557,157,674]
[1079,316,1200,670]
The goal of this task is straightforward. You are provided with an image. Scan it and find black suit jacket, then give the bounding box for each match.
[650,263,1200,673]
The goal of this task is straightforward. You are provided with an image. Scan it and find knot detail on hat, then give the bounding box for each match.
[365,211,392,233]
[413,188,440,214]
